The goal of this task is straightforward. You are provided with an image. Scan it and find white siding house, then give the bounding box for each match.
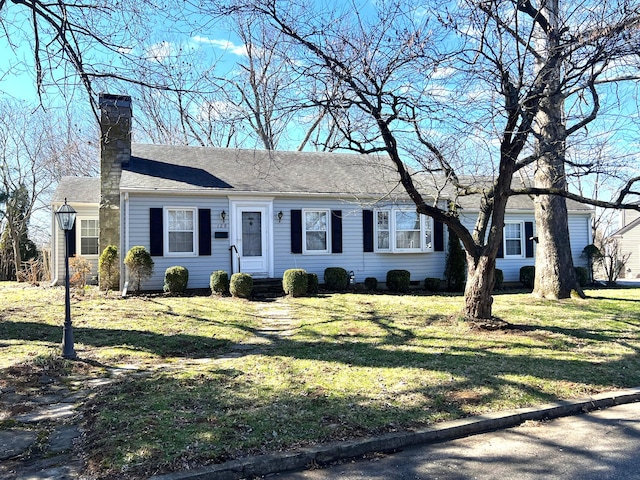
[50,94,594,291]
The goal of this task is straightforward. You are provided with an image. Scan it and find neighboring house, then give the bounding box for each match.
[611,206,640,279]
[51,94,594,291]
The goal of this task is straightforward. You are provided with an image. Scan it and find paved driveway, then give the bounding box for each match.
[273,402,640,480]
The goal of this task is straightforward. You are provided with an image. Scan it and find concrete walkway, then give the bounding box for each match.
[0,375,86,479]
[0,367,135,480]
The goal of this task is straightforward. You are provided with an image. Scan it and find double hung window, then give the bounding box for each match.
[374,208,433,253]
[166,208,197,255]
[303,209,329,253]
[80,219,99,255]
[504,222,524,257]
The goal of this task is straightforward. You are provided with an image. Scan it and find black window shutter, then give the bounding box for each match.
[198,209,212,256]
[525,221,534,258]
[331,210,343,254]
[150,208,164,256]
[363,210,374,252]
[291,209,302,254]
[68,222,77,256]
[434,220,444,252]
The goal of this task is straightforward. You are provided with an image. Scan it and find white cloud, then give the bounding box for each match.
[146,41,173,61]
[192,36,247,56]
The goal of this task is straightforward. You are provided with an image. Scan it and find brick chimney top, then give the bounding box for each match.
[98,93,132,110]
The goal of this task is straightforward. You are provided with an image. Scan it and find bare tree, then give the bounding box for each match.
[208,0,640,320]
[0,0,184,115]
[128,15,328,150]
[600,237,632,285]
[0,99,96,278]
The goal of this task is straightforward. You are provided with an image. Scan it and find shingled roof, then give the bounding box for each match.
[121,144,412,200]
[52,177,100,204]
[53,145,593,214]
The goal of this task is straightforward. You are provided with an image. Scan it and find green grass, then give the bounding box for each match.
[1,282,639,478]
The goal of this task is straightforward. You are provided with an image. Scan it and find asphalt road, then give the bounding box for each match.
[272,401,640,480]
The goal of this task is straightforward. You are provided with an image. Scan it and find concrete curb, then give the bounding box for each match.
[149,387,640,480]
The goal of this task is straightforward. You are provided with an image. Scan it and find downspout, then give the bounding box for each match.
[121,192,129,296]
[50,206,59,286]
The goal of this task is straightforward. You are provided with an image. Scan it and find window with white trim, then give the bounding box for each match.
[504,222,523,257]
[376,211,390,250]
[375,208,433,253]
[80,219,99,255]
[303,209,329,254]
[165,208,197,255]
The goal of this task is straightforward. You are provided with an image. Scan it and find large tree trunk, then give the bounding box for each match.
[463,253,495,320]
[532,91,580,298]
[532,0,582,299]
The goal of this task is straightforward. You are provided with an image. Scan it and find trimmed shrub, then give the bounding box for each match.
[124,246,154,293]
[494,269,504,290]
[324,267,349,292]
[164,266,189,295]
[424,277,441,292]
[283,268,308,297]
[306,273,319,295]
[575,266,589,287]
[364,277,378,291]
[519,265,535,289]
[445,229,466,292]
[210,270,229,296]
[99,245,119,291]
[386,269,411,293]
[230,273,253,299]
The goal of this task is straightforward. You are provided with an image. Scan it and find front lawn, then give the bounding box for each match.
[1,283,639,478]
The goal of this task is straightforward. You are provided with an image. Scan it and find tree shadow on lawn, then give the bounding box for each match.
[2,315,639,388]
[78,345,640,479]
[0,321,230,358]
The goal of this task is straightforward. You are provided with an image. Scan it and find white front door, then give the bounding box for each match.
[230,201,272,277]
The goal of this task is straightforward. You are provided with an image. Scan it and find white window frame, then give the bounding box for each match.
[503,221,524,258]
[164,207,198,257]
[374,208,433,253]
[78,217,99,256]
[302,209,331,254]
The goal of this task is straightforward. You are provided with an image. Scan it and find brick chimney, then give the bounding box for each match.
[98,93,132,282]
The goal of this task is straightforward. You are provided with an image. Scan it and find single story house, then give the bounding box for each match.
[51,94,594,291]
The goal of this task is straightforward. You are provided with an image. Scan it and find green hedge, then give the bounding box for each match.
[424,277,441,292]
[324,267,349,292]
[307,273,319,295]
[520,266,535,289]
[123,246,154,293]
[364,277,378,291]
[386,270,410,293]
[575,266,589,287]
[98,245,119,291]
[494,269,504,290]
[283,269,308,297]
[230,273,253,299]
[163,266,189,294]
[210,270,229,296]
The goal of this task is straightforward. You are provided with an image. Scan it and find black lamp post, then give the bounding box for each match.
[55,198,77,360]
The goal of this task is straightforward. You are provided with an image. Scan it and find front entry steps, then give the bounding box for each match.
[252,278,284,298]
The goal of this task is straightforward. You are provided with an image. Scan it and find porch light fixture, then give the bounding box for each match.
[277,211,283,222]
[55,198,77,360]
[220,210,226,221]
